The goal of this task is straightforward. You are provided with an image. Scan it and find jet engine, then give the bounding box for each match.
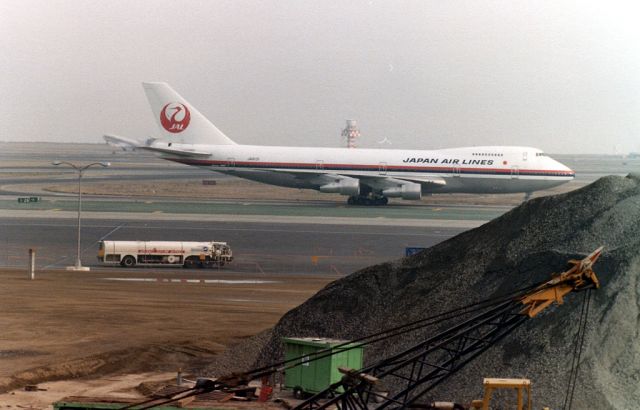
[319,178,360,196]
[382,182,422,200]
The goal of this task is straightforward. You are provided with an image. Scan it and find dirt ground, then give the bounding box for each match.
[0,268,336,407]
[0,372,175,409]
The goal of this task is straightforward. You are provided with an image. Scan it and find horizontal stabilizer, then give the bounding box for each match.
[103,134,211,158]
[142,142,211,158]
[104,134,142,149]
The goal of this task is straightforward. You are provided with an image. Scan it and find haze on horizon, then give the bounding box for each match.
[1,1,638,155]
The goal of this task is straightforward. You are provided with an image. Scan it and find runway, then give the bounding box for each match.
[4,143,637,278]
[0,142,494,276]
[0,217,465,275]
[0,196,505,222]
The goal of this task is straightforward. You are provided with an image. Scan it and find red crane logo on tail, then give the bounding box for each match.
[160,102,191,133]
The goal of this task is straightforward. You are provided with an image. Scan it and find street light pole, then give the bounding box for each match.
[76,168,83,270]
[52,161,110,271]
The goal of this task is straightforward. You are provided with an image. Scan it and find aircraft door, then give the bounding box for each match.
[226,157,235,167]
[378,162,387,175]
[453,167,461,177]
[511,166,520,178]
[523,151,528,161]
[315,160,324,170]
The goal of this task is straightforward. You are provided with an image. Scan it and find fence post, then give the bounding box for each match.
[28,248,35,280]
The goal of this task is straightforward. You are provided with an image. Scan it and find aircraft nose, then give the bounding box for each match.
[556,159,575,178]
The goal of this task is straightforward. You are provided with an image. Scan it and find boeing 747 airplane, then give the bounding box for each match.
[105,82,574,205]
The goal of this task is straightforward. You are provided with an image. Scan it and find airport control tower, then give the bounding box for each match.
[342,119,361,148]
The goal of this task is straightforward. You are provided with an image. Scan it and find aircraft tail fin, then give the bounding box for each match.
[142,82,236,145]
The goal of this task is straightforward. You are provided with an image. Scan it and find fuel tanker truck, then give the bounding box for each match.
[98,240,233,268]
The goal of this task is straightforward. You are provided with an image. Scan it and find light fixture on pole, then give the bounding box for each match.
[52,161,110,271]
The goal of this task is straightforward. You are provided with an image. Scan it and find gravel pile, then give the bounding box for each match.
[208,174,640,409]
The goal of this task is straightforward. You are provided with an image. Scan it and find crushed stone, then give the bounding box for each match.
[206,174,640,409]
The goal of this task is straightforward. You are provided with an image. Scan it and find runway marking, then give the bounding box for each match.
[101,277,279,284]
[0,209,490,228]
[0,221,460,237]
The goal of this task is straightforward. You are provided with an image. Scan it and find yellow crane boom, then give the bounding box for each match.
[520,247,602,318]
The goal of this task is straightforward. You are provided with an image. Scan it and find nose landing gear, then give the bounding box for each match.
[347,195,389,206]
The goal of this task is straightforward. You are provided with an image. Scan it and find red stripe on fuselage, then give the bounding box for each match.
[167,158,575,177]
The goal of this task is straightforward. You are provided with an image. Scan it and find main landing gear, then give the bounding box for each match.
[347,195,389,206]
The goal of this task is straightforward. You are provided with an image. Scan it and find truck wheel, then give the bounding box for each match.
[183,258,197,269]
[293,386,304,399]
[121,255,136,267]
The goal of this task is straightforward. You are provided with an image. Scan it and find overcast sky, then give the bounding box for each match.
[1,1,638,154]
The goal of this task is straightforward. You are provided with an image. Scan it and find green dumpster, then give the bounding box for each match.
[283,337,364,398]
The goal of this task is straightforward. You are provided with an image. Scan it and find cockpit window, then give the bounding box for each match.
[535,152,547,157]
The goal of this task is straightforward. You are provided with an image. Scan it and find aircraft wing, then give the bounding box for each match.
[382,175,447,188]
[266,168,446,190]
[103,134,211,158]
[357,175,446,190]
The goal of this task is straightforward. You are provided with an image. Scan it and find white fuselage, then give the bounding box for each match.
[114,82,575,201]
[163,144,574,195]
